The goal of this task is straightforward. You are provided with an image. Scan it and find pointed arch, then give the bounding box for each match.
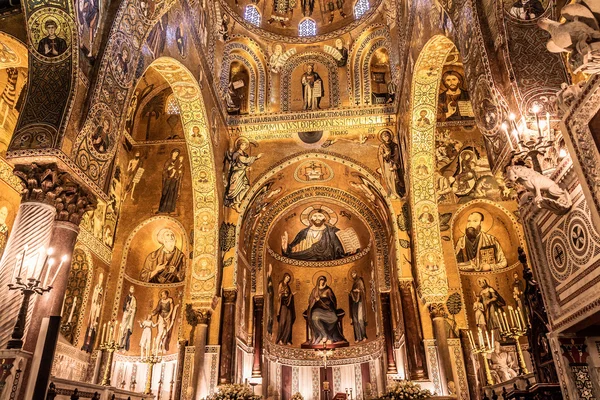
[408,35,457,304]
[219,41,267,114]
[350,25,396,105]
[280,52,340,111]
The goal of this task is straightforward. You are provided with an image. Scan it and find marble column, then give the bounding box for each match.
[189,308,211,400]
[219,288,237,384]
[21,166,95,399]
[380,292,398,374]
[251,296,264,378]
[559,338,597,400]
[459,329,481,400]
[429,303,453,395]
[173,339,187,400]
[398,280,427,380]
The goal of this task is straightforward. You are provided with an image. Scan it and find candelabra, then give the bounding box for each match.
[141,354,162,395]
[100,320,121,386]
[502,106,556,173]
[6,245,65,350]
[345,387,354,400]
[316,341,334,400]
[497,306,529,375]
[466,327,495,386]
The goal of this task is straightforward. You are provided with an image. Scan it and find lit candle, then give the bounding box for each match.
[13,253,22,280]
[48,255,68,288]
[491,330,495,347]
[42,258,54,288]
[546,112,551,138]
[508,306,515,328]
[478,327,484,347]
[512,130,523,152]
[485,330,491,349]
[114,321,119,341]
[101,322,107,345]
[517,307,526,327]
[467,330,476,350]
[502,123,514,151]
[67,297,77,324]
[502,312,510,331]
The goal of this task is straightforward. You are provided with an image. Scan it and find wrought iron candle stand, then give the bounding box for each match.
[498,306,529,375]
[6,246,62,350]
[141,354,162,395]
[503,107,556,173]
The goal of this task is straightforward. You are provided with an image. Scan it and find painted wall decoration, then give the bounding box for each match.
[269,44,296,73]
[324,38,348,67]
[224,137,262,212]
[118,285,137,350]
[274,272,296,345]
[140,227,187,284]
[505,0,547,20]
[158,148,185,214]
[29,12,72,62]
[293,160,334,183]
[376,129,404,199]
[76,0,101,58]
[435,127,515,204]
[454,211,507,272]
[301,63,325,111]
[437,70,474,123]
[305,274,349,347]
[81,272,104,353]
[280,205,361,261]
[60,247,93,345]
[451,202,519,274]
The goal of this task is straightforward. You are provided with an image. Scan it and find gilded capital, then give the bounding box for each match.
[222,288,238,304]
[13,163,96,224]
[428,302,447,319]
[185,303,212,326]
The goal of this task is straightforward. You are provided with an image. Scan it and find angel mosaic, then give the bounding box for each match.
[224,137,262,212]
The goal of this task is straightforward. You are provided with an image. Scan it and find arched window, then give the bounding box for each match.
[165,94,180,115]
[298,18,317,37]
[244,5,261,26]
[354,0,370,18]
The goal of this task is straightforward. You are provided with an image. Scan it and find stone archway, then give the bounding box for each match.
[141,57,220,307]
[408,35,457,304]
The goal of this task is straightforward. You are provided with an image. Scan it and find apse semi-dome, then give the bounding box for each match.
[220,0,383,42]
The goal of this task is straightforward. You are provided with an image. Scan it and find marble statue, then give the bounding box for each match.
[538,1,600,75]
[505,165,572,215]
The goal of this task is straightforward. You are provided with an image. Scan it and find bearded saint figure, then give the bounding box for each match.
[455,211,506,272]
[281,210,346,261]
[140,228,186,283]
[349,271,367,342]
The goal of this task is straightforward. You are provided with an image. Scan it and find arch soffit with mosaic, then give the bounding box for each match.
[71,244,95,348]
[233,151,400,290]
[364,39,392,104]
[71,0,179,184]
[350,25,393,105]
[280,52,340,111]
[0,32,28,70]
[219,41,267,113]
[409,35,457,304]
[110,215,190,318]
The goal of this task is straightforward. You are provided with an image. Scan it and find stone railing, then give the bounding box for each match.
[48,377,154,400]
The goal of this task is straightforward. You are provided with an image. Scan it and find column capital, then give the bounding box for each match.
[185,303,212,326]
[13,163,96,224]
[253,295,264,309]
[222,288,238,304]
[428,302,448,319]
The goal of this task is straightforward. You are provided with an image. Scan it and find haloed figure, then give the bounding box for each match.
[349,271,367,342]
[275,273,296,345]
[306,276,346,345]
[119,285,137,351]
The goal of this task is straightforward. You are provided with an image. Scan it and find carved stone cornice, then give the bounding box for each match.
[12,163,97,224]
[185,303,212,327]
[222,288,238,304]
[428,302,448,319]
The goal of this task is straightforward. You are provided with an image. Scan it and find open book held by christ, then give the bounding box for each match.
[335,227,361,255]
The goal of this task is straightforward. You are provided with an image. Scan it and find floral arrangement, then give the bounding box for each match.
[291,393,304,400]
[206,384,262,400]
[376,381,432,400]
